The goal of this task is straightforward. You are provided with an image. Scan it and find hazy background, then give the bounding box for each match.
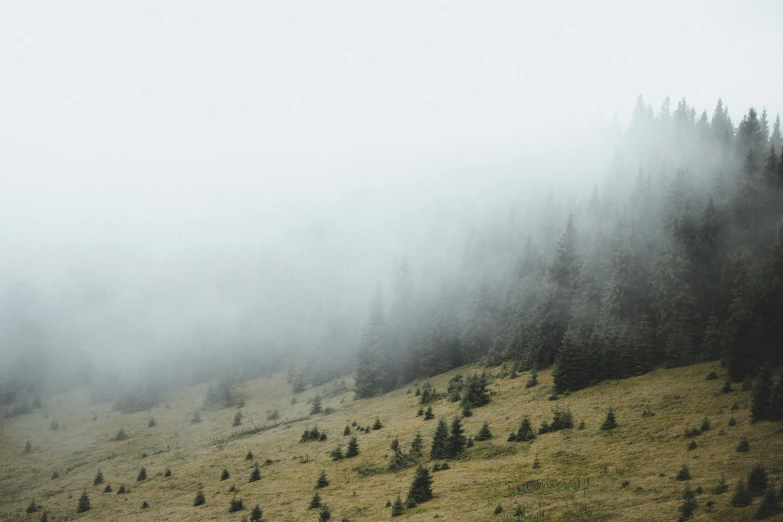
[1,1,781,384]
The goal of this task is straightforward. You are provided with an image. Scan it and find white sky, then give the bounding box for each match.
[1,1,782,362]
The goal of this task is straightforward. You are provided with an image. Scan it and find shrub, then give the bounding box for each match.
[424,406,435,420]
[267,409,280,421]
[729,417,737,427]
[164,468,171,477]
[221,469,230,480]
[343,425,350,436]
[416,408,423,416]
[722,379,733,393]
[246,449,254,460]
[494,504,503,514]
[675,465,691,481]
[310,394,323,415]
[51,471,59,479]
[137,467,147,481]
[700,418,711,432]
[233,411,243,426]
[706,370,718,380]
[148,417,156,427]
[26,499,39,513]
[228,497,244,512]
[77,491,91,512]
[318,504,331,522]
[711,475,728,495]
[141,501,149,509]
[687,440,697,451]
[737,439,750,452]
[117,485,127,494]
[532,457,541,469]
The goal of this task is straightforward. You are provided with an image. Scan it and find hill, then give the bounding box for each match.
[2,362,782,521]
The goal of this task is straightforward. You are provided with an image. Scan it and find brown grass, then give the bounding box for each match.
[1,362,782,521]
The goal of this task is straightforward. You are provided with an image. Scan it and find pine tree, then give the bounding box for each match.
[141,500,149,509]
[93,470,104,485]
[315,470,329,489]
[343,425,350,436]
[246,449,254,460]
[391,495,405,516]
[330,444,344,461]
[221,469,230,480]
[309,492,322,509]
[525,370,539,388]
[601,409,618,430]
[678,485,697,521]
[193,488,205,506]
[460,372,490,408]
[103,484,112,493]
[516,416,536,442]
[748,464,768,496]
[233,410,243,426]
[732,479,752,507]
[752,365,773,422]
[372,417,383,430]
[755,487,780,519]
[410,431,424,457]
[249,463,261,482]
[676,465,691,481]
[447,417,466,458]
[475,422,492,441]
[137,467,147,481]
[345,436,359,458]
[77,491,90,513]
[407,465,434,504]
[148,417,156,427]
[318,504,331,521]
[354,286,386,398]
[228,497,244,512]
[310,394,323,415]
[424,406,435,420]
[250,503,264,521]
[430,419,449,460]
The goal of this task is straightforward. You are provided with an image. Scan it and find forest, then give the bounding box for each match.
[344,97,783,400]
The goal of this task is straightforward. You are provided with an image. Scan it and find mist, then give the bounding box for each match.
[2,1,782,400]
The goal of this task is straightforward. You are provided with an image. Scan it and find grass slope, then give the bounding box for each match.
[1,363,782,521]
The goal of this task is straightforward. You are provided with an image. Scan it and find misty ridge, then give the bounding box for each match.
[2,94,782,417]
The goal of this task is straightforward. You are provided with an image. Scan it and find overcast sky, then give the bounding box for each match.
[1,1,781,366]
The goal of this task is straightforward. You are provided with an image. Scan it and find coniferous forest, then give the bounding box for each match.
[351,97,783,400]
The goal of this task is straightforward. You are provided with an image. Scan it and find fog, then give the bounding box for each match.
[1,2,781,395]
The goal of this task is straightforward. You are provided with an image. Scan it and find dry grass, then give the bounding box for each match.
[1,363,782,521]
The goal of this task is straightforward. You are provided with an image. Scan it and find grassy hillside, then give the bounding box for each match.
[2,363,782,521]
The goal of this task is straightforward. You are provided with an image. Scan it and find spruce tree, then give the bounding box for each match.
[103,484,112,493]
[193,488,205,506]
[228,497,244,512]
[515,416,536,442]
[475,422,492,441]
[406,465,434,504]
[755,487,780,519]
[250,503,263,521]
[410,431,423,457]
[601,408,618,430]
[318,504,331,522]
[345,436,359,458]
[447,416,466,458]
[310,394,323,415]
[372,417,383,430]
[752,365,773,422]
[330,444,344,461]
[77,491,90,513]
[137,467,147,481]
[678,485,697,521]
[343,425,350,436]
[391,495,404,516]
[424,406,435,420]
[676,465,691,481]
[430,419,449,460]
[221,468,230,480]
[249,463,261,482]
[315,470,329,489]
[748,464,768,496]
[93,470,104,485]
[732,479,752,507]
[233,410,243,426]
[246,449,254,460]
[309,492,322,509]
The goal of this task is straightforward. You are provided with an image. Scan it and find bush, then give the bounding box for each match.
[424,406,435,420]
[700,418,711,432]
[233,411,243,426]
[141,501,149,509]
[532,457,541,469]
[722,379,733,393]
[676,465,691,481]
[221,469,230,480]
[26,499,39,514]
[687,440,697,451]
[737,439,750,452]
[228,497,244,512]
[728,417,737,427]
[494,504,503,514]
[711,475,728,495]
[164,468,171,477]
[706,370,718,380]
[148,417,156,427]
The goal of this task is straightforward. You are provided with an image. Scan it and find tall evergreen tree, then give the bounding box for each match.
[430,419,449,460]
